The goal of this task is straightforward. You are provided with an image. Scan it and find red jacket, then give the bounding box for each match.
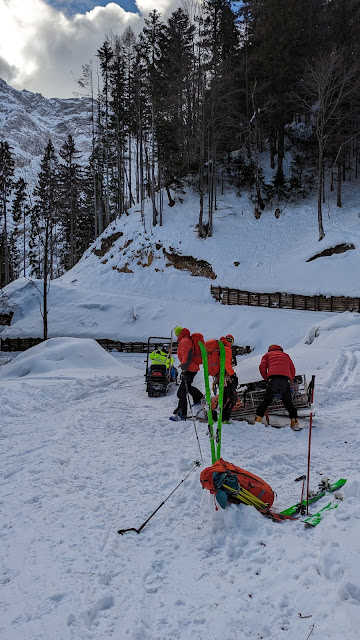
[177,328,199,372]
[259,345,295,381]
[220,337,235,376]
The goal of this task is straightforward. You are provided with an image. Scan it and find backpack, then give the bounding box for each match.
[190,333,204,366]
[200,458,275,510]
[204,338,220,376]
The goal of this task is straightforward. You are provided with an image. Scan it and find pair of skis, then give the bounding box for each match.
[280,478,346,526]
[199,341,226,464]
[221,476,346,526]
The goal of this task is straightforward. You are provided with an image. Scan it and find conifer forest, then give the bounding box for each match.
[1,0,359,287]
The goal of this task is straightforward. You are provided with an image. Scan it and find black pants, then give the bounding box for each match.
[175,371,203,417]
[256,375,297,419]
[222,375,238,421]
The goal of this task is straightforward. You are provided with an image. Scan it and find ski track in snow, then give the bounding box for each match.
[2,350,360,640]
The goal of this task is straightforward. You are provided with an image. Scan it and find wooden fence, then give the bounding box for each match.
[211,286,360,313]
[0,337,167,353]
[0,336,252,356]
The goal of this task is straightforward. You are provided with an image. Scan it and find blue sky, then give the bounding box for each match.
[47,0,139,15]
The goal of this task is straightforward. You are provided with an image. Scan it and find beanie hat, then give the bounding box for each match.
[174,326,183,337]
[268,344,283,351]
[225,334,234,344]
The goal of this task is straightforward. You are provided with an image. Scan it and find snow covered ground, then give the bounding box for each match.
[2,181,360,639]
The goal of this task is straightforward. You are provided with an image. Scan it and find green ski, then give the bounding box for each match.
[303,501,339,527]
[281,478,346,516]
[199,342,216,463]
[216,340,226,461]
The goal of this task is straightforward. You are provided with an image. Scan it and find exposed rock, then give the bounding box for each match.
[164,248,216,279]
[93,232,123,257]
[306,243,355,262]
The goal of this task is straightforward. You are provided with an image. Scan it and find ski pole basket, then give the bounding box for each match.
[231,374,314,421]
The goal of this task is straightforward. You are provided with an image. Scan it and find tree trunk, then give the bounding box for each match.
[3,190,9,285]
[43,217,49,340]
[337,160,342,207]
[317,150,325,241]
[151,103,157,227]
[276,126,285,184]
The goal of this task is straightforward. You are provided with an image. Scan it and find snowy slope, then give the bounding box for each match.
[1,177,360,346]
[2,320,360,640]
[1,157,360,639]
[60,184,360,300]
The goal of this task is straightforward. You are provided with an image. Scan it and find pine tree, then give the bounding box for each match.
[0,140,15,286]
[97,39,114,227]
[240,0,309,190]
[121,26,137,209]
[12,177,30,277]
[30,139,60,339]
[58,134,85,269]
[137,10,166,226]
[156,8,196,194]
[200,0,242,234]
[108,36,128,218]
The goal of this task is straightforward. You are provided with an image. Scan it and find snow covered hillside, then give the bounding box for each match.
[1,177,360,345]
[1,170,360,639]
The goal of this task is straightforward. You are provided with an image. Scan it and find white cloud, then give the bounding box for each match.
[0,0,181,98]
[135,0,177,15]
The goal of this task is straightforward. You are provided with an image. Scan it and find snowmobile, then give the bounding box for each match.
[145,336,178,397]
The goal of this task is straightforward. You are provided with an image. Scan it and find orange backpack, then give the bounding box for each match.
[205,338,220,376]
[190,333,204,366]
[200,458,275,508]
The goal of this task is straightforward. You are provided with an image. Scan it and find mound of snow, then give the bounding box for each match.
[0,337,138,380]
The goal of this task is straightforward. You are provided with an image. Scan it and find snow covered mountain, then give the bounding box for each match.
[0,77,92,178]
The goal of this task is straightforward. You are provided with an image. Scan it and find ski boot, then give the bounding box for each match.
[290,418,301,431]
[169,410,187,421]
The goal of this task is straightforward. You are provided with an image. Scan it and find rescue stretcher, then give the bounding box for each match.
[231,374,315,423]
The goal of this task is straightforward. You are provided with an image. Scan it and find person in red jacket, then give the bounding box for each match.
[255,344,299,429]
[170,327,204,421]
[218,335,238,423]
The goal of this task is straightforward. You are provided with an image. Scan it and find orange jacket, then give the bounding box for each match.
[177,328,200,372]
[220,337,235,376]
[259,345,295,381]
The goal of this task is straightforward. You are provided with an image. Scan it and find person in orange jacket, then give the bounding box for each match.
[255,344,299,429]
[218,335,238,423]
[170,327,204,421]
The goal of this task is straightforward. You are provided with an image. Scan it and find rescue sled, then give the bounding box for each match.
[231,374,315,427]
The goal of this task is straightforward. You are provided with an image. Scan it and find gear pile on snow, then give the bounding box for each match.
[200,458,275,510]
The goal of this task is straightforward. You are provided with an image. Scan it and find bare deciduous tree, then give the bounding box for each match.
[298,50,360,241]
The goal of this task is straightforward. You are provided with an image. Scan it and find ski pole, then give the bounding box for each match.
[118,461,200,535]
[305,376,316,515]
[184,375,203,464]
[305,415,313,515]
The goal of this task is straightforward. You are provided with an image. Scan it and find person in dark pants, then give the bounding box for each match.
[170,327,203,421]
[255,344,299,429]
[219,335,238,423]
